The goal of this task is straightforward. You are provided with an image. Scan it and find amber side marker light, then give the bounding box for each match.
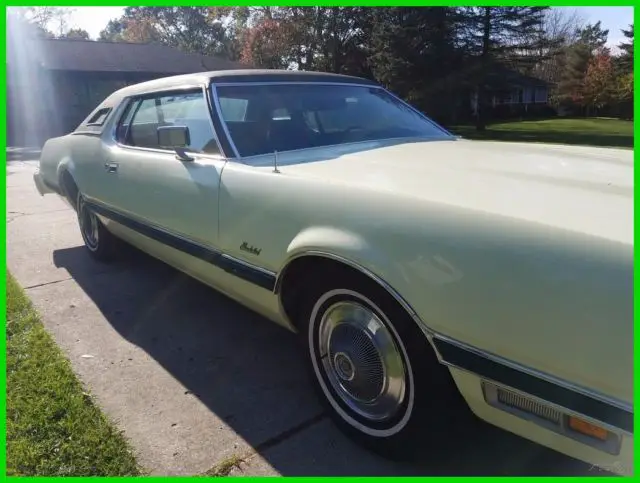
[568,416,610,441]
[482,382,621,455]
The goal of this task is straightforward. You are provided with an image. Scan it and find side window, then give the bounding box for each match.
[120,91,219,154]
[219,97,249,122]
[133,99,159,124]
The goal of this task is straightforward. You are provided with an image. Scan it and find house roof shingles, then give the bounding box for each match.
[24,38,244,74]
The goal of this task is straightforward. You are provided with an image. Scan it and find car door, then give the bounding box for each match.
[97,88,227,250]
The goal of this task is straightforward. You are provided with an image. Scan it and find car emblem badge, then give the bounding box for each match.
[240,241,261,256]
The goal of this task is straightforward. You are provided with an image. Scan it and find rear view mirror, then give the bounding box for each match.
[157,125,190,148]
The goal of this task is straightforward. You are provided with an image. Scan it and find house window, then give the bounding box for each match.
[534,87,548,103]
[496,91,513,105]
[525,88,535,103]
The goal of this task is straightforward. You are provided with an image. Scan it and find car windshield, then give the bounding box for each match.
[214,83,452,157]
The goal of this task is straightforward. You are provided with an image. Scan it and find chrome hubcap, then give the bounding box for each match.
[318,301,406,422]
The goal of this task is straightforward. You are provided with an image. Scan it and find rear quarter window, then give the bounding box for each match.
[86,107,112,126]
[75,100,119,134]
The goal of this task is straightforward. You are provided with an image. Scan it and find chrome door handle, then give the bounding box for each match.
[104,162,118,173]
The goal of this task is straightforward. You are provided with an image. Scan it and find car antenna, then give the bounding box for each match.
[273,150,280,173]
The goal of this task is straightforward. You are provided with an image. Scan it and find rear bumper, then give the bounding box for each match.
[33,170,55,196]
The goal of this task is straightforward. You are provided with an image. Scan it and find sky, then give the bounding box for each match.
[556,6,634,48]
[57,6,634,46]
[67,6,124,38]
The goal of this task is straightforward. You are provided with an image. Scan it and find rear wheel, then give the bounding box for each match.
[298,269,472,459]
[77,193,119,262]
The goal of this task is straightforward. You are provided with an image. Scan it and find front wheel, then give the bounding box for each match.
[300,272,472,460]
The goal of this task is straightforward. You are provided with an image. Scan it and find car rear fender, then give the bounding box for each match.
[38,136,76,193]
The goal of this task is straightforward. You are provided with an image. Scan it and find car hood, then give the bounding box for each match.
[279,139,634,245]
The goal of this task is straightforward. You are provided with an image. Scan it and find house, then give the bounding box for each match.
[6,38,245,147]
[469,66,553,120]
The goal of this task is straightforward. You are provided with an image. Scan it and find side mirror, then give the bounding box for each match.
[157,125,190,149]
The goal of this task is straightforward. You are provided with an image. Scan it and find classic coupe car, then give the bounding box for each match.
[34,70,633,474]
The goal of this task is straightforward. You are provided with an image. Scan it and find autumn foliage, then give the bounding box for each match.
[12,6,633,121]
[240,18,296,69]
[581,50,615,110]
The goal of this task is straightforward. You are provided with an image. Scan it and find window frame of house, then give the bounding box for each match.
[534,87,548,104]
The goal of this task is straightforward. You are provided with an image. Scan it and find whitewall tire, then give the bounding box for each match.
[299,268,471,459]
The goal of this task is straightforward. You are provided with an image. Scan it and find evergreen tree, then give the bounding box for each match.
[556,22,609,114]
[617,24,633,73]
[365,7,462,123]
[458,7,551,130]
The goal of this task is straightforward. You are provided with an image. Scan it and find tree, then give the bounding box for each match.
[208,7,251,60]
[615,72,633,104]
[60,28,90,40]
[610,25,634,119]
[577,20,609,50]
[99,18,127,41]
[617,24,633,73]
[555,22,610,114]
[237,7,371,73]
[555,42,591,110]
[458,7,552,130]
[582,49,615,114]
[308,7,369,74]
[240,17,297,69]
[97,7,234,57]
[122,16,162,44]
[542,8,585,46]
[365,7,462,121]
[532,8,586,85]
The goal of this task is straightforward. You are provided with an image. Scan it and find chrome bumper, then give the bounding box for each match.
[33,169,54,196]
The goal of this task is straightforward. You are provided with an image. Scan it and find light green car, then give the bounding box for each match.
[34,70,633,475]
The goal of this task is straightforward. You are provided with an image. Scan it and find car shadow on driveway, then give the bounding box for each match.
[52,245,608,476]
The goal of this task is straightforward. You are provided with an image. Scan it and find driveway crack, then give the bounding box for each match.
[24,277,74,290]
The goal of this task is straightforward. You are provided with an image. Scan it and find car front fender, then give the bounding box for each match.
[275,225,429,334]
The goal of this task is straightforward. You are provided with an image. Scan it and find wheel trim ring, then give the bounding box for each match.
[309,289,415,438]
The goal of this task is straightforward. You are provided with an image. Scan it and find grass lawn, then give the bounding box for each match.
[6,272,141,476]
[450,117,634,149]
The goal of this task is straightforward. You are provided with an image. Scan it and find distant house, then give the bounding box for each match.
[6,38,245,147]
[469,66,553,120]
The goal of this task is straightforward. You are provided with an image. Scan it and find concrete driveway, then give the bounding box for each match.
[6,159,605,476]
